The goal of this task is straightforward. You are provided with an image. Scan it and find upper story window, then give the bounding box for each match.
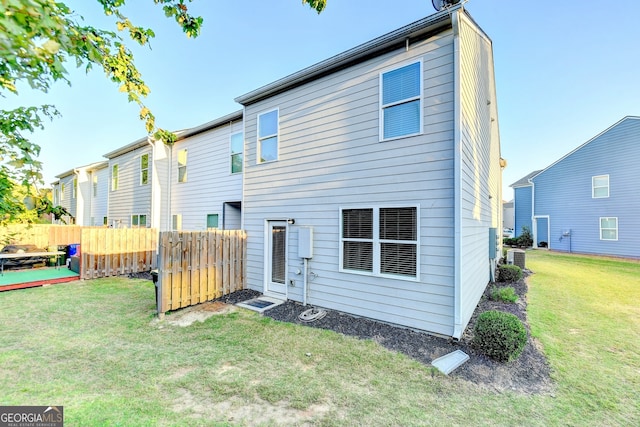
[177,149,187,183]
[592,175,609,198]
[140,153,149,185]
[230,132,243,173]
[61,183,65,201]
[600,217,618,241]
[54,188,59,205]
[72,178,77,199]
[258,109,278,163]
[92,175,98,197]
[111,164,119,191]
[340,206,418,280]
[380,61,422,141]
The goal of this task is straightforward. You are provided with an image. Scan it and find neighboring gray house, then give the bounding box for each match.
[236,5,502,338]
[502,200,514,230]
[104,139,154,228]
[51,161,108,225]
[168,111,244,231]
[516,116,640,257]
[51,170,75,224]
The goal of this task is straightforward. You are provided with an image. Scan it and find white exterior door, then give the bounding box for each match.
[265,221,287,297]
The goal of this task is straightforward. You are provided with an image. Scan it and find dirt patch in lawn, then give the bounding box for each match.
[151,278,552,394]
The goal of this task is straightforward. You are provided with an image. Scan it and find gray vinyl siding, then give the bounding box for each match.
[243,30,457,335]
[170,121,243,230]
[107,146,153,227]
[90,167,109,225]
[58,174,75,219]
[456,14,501,335]
[532,117,640,257]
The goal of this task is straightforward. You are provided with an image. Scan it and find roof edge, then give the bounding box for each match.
[235,6,461,105]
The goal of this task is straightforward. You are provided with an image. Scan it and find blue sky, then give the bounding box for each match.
[9,0,640,200]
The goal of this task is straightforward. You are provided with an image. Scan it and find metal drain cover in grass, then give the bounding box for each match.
[431,350,470,375]
[236,296,284,313]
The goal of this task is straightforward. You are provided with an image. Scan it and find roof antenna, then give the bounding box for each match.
[431,0,462,12]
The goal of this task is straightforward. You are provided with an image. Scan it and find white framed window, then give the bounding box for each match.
[92,175,98,197]
[257,109,278,163]
[172,214,182,231]
[111,164,119,191]
[380,61,422,141]
[54,187,59,205]
[230,132,243,173]
[140,153,149,185]
[177,149,187,183]
[340,205,419,279]
[592,175,609,198]
[132,214,147,228]
[72,178,77,199]
[61,183,65,201]
[206,214,219,229]
[600,217,618,241]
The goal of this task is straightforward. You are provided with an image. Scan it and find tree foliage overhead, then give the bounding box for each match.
[0,0,326,225]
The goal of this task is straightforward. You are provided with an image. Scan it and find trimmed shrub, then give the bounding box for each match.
[472,310,527,362]
[489,286,518,303]
[503,237,517,246]
[517,226,533,247]
[497,264,522,282]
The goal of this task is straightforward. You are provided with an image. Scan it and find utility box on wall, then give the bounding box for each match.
[488,227,498,259]
[298,227,313,259]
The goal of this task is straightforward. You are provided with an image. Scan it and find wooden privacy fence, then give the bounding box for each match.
[0,224,84,248]
[157,230,246,315]
[81,228,158,279]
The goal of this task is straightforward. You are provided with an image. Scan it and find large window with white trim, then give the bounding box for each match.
[230,132,243,173]
[341,206,418,279]
[177,149,187,183]
[600,217,618,241]
[257,109,278,163]
[592,175,609,198]
[72,178,77,199]
[380,61,422,141]
[140,153,149,185]
[111,164,119,191]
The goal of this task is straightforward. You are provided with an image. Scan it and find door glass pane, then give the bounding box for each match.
[271,226,286,284]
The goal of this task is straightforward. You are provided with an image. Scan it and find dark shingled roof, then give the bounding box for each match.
[510,170,542,188]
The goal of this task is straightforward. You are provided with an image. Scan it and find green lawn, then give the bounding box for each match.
[0,251,638,426]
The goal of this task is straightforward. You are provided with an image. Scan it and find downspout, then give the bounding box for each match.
[73,168,82,225]
[451,10,463,340]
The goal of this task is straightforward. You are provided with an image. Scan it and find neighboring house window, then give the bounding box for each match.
[592,175,609,198]
[140,153,149,185]
[230,132,243,173]
[73,178,77,198]
[340,206,418,279]
[177,149,187,183]
[61,184,65,201]
[257,109,278,163]
[207,214,219,229]
[172,214,182,230]
[53,188,59,205]
[112,164,119,191]
[103,217,108,226]
[132,214,147,228]
[600,217,618,241]
[380,61,422,140]
[92,175,98,197]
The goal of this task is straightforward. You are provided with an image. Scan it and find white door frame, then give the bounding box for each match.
[533,215,550,249]
[263,219,289,298]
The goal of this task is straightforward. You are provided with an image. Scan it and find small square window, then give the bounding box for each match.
[207,214,219,229]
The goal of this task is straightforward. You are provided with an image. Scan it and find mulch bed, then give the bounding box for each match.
[137,271,553,394]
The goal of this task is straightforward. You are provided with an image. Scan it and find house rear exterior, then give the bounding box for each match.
[510,170,541,238]
[236,6,502,338]
[526,116,640,257]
